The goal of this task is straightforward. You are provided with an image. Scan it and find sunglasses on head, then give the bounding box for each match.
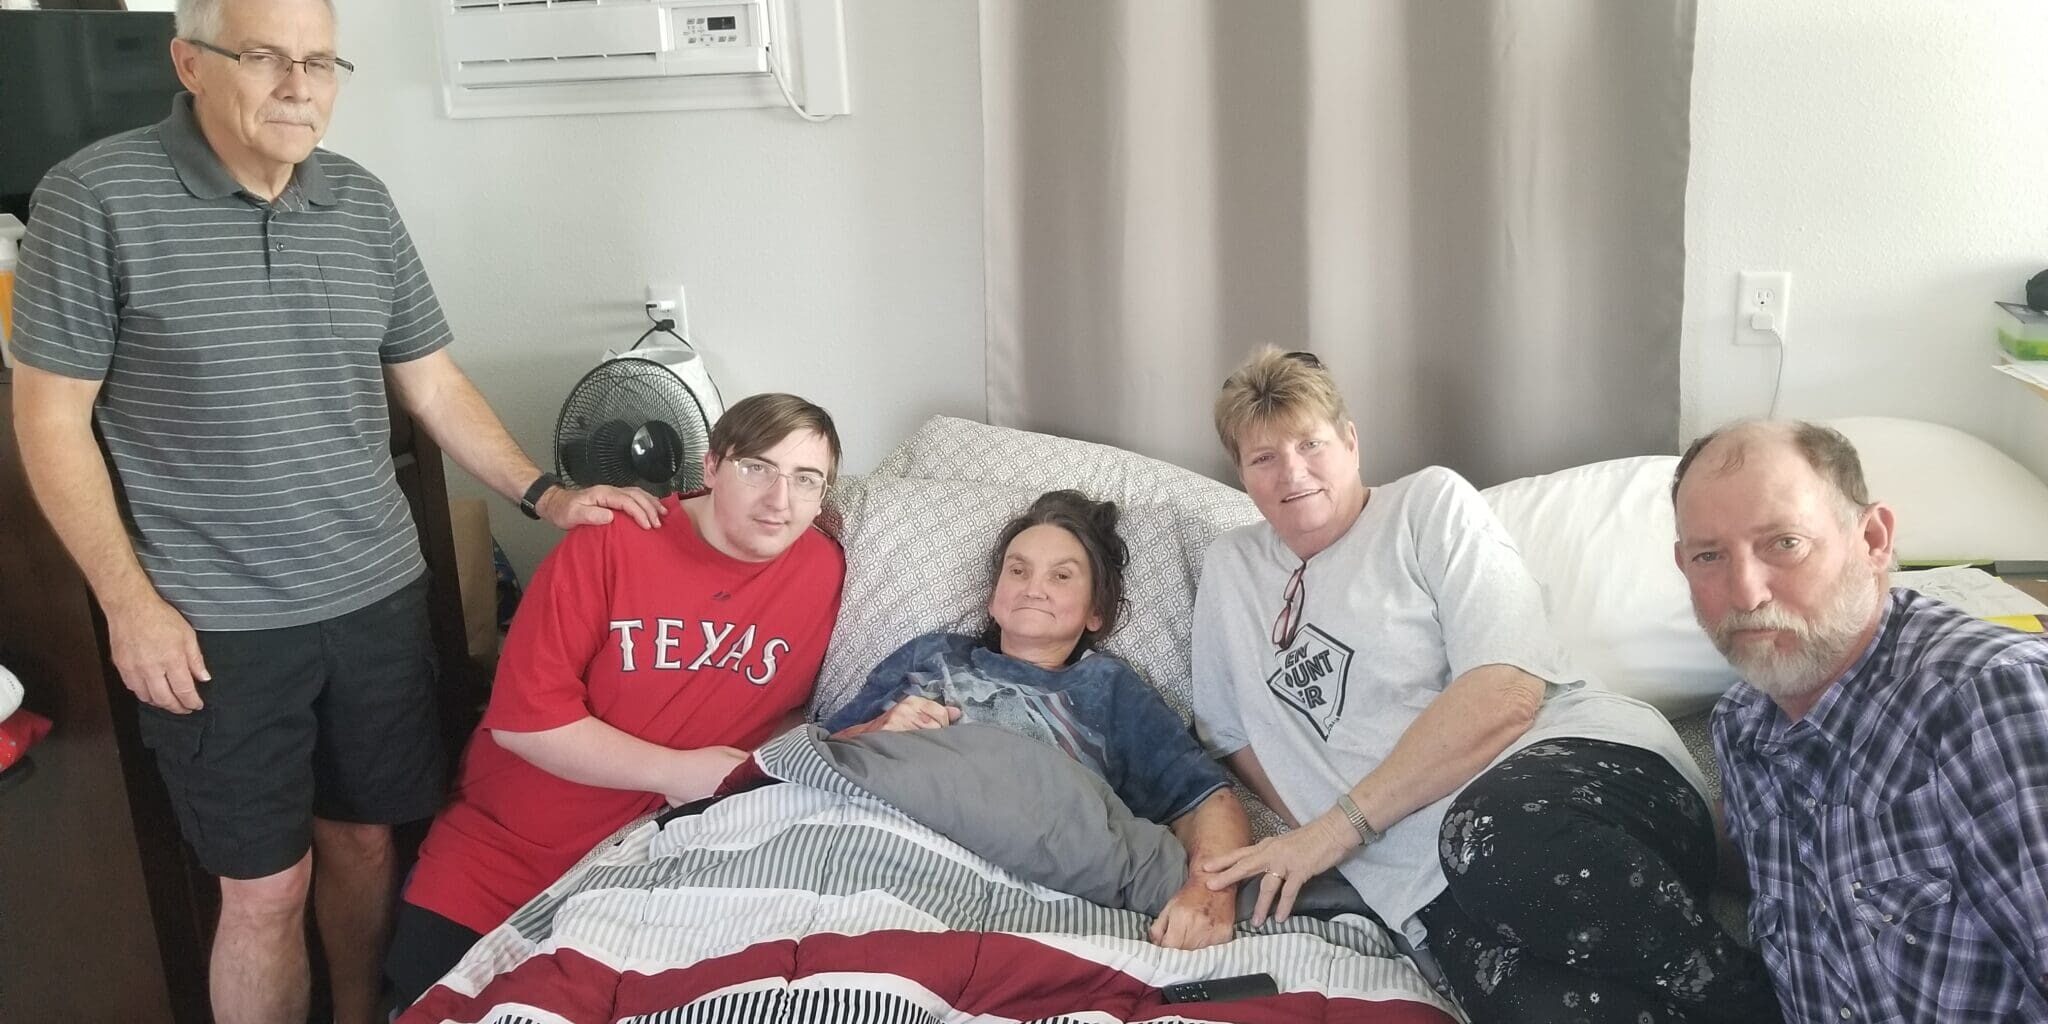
[1222,350,1323,390]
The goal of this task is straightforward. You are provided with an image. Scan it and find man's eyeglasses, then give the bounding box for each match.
[188,39,355,85]
[1272,559,1307,650]
[729,456,829,502]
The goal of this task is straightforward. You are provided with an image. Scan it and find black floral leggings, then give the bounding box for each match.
[1417,739,1781,1024]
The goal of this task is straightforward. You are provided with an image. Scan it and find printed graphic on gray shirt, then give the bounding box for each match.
[1267,623,1353,739]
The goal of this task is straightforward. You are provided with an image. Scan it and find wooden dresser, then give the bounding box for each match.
[0,366,484,1023]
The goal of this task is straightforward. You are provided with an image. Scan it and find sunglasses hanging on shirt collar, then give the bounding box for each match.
[1272,559,1307,651]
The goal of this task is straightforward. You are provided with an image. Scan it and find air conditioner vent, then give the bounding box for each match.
[434,0,849,119]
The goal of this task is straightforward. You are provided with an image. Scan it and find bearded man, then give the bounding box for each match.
[1672,420,2048,1023]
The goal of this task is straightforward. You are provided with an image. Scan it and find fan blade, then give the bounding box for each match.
[588,419,644,489]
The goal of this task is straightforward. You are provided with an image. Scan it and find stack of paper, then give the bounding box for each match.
[1995,359,2048,391]
[1891,565,2048,633]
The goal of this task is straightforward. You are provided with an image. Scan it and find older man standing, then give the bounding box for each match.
[1673,420,2048,1023]
[8,1,658,1022]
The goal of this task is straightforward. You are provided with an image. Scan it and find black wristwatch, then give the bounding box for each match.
[519,472,561,520]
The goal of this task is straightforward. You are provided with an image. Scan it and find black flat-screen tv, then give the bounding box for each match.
[0,10,184,224]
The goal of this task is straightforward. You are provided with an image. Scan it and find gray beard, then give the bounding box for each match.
[1702,563,1883,702]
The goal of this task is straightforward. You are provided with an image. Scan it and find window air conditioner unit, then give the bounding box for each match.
[435,0,849,120]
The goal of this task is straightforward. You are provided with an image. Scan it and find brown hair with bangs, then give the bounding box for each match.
[707,393,843,482]
[1213,347,1350,465]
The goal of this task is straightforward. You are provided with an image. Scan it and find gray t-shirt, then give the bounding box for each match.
[1192,465,1705,943]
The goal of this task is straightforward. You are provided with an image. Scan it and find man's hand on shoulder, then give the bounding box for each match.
[538,483,665,530]
[103,590,210,713]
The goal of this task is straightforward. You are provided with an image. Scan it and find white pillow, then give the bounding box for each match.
[811,474,1201,724]
[1482,456,1737,717]
[1819,417,2048,561]
[0,665,20,723]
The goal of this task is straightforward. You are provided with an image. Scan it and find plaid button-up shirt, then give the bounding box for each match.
[1715,588,2048,1023]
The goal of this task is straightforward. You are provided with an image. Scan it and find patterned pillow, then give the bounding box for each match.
[856,420,1286,834]
[870,416,1261,571]
[810,473,996,719]
[811,474,1200,726]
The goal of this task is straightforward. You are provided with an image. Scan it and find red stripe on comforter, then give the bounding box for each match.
[403,930,1454,1024]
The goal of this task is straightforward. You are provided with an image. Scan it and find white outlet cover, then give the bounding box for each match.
[1734,271,1791,346]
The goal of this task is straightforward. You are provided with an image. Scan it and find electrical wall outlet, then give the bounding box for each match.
[1734,271,1790,346]
[644,282,690,338]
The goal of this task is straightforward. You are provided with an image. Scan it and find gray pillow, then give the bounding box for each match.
[798,724,1190,915]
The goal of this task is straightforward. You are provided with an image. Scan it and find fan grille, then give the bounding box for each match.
[552,357,713,497]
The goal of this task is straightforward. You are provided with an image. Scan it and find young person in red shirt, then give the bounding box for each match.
[386,393,848,1011]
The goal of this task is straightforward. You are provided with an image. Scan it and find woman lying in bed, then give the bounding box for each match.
[823,490,1254,951]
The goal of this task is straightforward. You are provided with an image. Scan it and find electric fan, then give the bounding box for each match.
[552,342,725,497]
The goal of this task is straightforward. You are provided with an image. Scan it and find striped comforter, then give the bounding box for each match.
[399,778,1459,1023]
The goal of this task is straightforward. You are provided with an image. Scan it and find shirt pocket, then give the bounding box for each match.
[316,248,388,341]
[1748,892,1793,981]
[1844,863,2018,1021]
[1849,869,1952,978]
[1838,783,1961,967]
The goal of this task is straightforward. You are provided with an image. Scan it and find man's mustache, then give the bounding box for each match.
[1715,605,1809,643]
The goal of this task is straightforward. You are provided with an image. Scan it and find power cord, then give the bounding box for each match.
[631,302,689,351]
[768,48,832,122]
[1767,342,1785,418]
[1749,313,1787,418]
[765,0,835,122]
[629,304,727,412]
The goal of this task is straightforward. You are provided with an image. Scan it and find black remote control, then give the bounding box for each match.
[1160,972,1279,1003]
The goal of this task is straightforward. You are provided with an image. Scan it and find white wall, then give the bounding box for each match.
[323,0,2048,580]
[1684,0,2048,482]
[325,0,986,573]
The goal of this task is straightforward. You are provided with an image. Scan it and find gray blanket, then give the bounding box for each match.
[757,723,1194,914]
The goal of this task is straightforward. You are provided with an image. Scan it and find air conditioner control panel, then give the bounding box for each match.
[679,6,757,49]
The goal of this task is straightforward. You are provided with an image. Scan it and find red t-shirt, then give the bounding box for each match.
[403,494,845,933]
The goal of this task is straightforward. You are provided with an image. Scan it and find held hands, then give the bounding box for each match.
[1202,812,1358,926]
[834,696,962,739]
[873,696,961,732]
[105,592,210,714]
[1149,877,1237,950]
[537,483,665,530]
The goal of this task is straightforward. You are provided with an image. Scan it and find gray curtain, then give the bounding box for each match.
[982,0,1694,485]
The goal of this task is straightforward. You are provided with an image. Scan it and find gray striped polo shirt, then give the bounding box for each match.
[11,93,451,630]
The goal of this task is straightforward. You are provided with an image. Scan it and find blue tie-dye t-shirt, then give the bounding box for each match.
[824,632,1228,824]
